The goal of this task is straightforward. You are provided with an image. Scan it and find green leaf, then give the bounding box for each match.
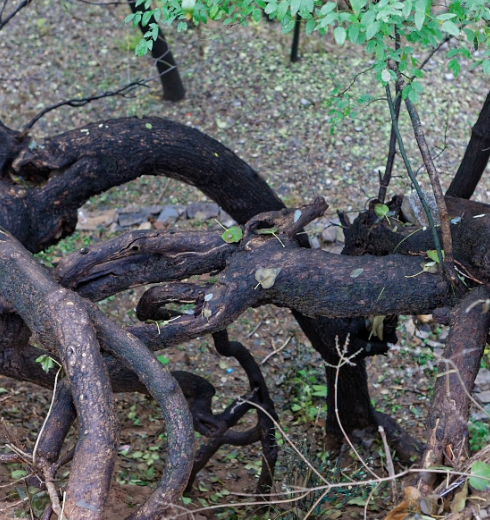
[36,354,58,373]
[442,20,460,37]
[255,226,278,235]
[436,12,456,21]
[135,39,150,56]
[449,58,461,77]
[350,268,364,278]
[411,80,424,93]
[319,1,336,15]
[381,68,391,82]
[348,497,368,506]
[311,384,328,397]
[305,18,316,34]
[408,88,419,103]
[347,23,359,43]
[365,20,380,40]
[350,0,366,14]
[264,2,277,14]
[426,249,444,263]
[401,0,412,19]
[11,469,27,480]
[157,355,171,365]
[483,60,490,75]
[414,5,425,31]
[470,461,490,491]
[334,26,347,45]
[282,17,296,32]
[277,0,289,18]
[142,11,152,26]
[290,0,300,16]
[222,226,243,243]
[374,203,390,218]
[252,8,262,21]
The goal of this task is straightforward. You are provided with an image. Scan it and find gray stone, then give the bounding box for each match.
[470,411,489,423]
[476,368,490,392]
[476,390,490,404]
[321,225,338,243]
[154,205,186,229]
[142,205,164,215]
[76,209,118,231]
[119,203,141,214]
[118,212,148,227]
[218,209,236,228]
[157,205,186,222]
[335,227,345,243]
[138,222,153,230]
[187,202,220,220]
[401,191,441,226]
[309,236,321,249]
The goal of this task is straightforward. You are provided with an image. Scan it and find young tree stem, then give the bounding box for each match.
[402,91,457,284]
[384,85,444,269]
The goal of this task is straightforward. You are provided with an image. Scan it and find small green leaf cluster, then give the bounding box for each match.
[125,0,162,55]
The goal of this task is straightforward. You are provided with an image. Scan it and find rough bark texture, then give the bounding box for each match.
[0,230,119,520]
[0,116,388,446]
[420,285,490,491]
[0,228,194,519]
[3,116,284,252]
[3,114,490,514]
[446,90,490,199]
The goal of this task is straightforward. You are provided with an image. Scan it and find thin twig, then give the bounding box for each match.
[384,84,445,273]
[329,336,381,480]
[0,496,29,511]
[247,319,263,338]
[388,60,458,285]
[260,335,292,365]
[416,36,452,76]
[378,425,397,502]
[0,0,32,30]
[378,31,401,203]
[239,398,330,486]
[403,91,457,284]
[33,366,62,465]
[22,80,149,132]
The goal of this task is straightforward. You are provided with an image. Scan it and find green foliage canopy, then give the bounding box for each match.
[127,0,490,125]
[128,0,490,77]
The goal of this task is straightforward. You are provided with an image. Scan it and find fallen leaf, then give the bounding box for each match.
[254,267,282,289]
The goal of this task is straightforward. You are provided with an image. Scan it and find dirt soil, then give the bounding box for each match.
[1,0,490,519]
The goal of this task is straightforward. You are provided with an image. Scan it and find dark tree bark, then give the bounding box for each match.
[420,285,490,492]
[344,196,490,285]
[290,16,301,63]
[0,116,457,461]
[3,114,490,515]
[2,117,284,252]
[0,116,394,449]
[0,228,195,520]
[446,90,490,199]
[128,0,185,101]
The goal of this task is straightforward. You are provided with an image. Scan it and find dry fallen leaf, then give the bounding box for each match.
[254,267,282,289]
[383,486,421,520]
